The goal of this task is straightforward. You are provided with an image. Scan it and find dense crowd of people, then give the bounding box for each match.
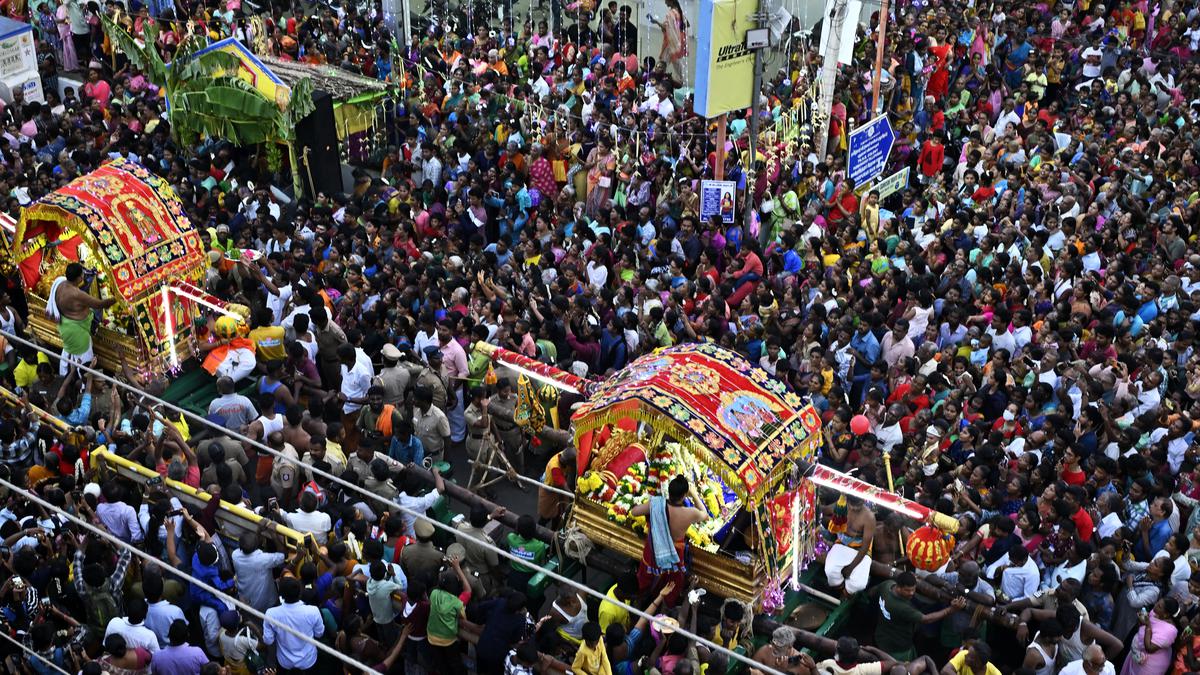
[0,0,1200,671]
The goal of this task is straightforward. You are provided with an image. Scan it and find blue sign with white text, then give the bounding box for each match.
[847,115,896,187]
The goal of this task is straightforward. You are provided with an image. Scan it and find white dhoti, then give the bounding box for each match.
[214,348,257,383]
[58,344,95,376]
[825,542,871,593]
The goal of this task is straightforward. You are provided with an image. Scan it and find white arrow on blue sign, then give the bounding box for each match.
[847,114,896,187]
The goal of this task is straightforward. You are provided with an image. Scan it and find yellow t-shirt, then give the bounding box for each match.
[170,417,191,442]
[249,326,286,362]
[947,650,1001,675]
[598,584,630,633]
[571,641,612,675]
[14,353,49,389]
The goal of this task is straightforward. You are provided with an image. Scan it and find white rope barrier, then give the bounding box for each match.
[0,329,791,675]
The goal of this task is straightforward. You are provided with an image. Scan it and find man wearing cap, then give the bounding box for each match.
[377,343,411,405]
[401,518,446,583]
[417,347,449,411]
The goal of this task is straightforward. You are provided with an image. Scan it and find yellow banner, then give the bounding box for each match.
[693,0,758,118]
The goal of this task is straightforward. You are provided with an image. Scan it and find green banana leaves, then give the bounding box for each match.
[100,14,314,148]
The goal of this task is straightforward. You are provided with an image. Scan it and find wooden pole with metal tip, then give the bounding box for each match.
[870,0,890,115]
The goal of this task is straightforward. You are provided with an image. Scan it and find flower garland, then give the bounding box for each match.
[581,440,740,553]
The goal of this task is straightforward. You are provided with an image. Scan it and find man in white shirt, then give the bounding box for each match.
[1131,370,1164,417]
[994,99,1022,136]
[1081,45,1104,79]
[1011,311,1033,354]
[395,466,447,538]
[105,598,160,654]
[265,278,293,324]
[232,530,289,612]
[283,492,333,545]
[1060,644,1115,675]
[638,83,675,118]
[338,343,375,418]
[989,546,1039,601]
[874,405,906,455]
[987,313,1017,356]
[264,577,325,671]
[416,143,443,187]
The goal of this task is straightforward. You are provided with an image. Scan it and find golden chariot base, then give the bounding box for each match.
[26,293,193,372]
[571,496,765,605]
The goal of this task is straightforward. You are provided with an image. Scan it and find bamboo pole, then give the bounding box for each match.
[0,386,69,433]
[402,462,558,542]
[865,558,1019,627]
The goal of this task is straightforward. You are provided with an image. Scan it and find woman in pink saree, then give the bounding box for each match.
[1120,597,1179,675]
[55,0,77,71]
[657,0,687,79]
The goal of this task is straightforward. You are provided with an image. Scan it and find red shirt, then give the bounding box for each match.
[1060,466,1087,487]
[826,191,859,224]
[1071,507,1095,542]
[887,383,930,412]
[918,142,945,177]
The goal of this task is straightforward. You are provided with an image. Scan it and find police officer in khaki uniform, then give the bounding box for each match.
[416,347,449,411]
[488,378,525,465]
[464,386,490,462]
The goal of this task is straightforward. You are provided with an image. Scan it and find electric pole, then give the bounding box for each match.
[816,0,847,158]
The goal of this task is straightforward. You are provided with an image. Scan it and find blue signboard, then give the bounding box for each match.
[847,115,895,187]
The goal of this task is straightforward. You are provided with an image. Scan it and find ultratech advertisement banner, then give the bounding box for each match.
[693,0,758,119]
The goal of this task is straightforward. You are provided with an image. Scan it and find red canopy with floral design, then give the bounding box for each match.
[571,342,823,500]
[13,158,204,304]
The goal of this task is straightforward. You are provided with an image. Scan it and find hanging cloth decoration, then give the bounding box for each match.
[514,374,545,434]
[540,383,561,429]
[827,493,849,535]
